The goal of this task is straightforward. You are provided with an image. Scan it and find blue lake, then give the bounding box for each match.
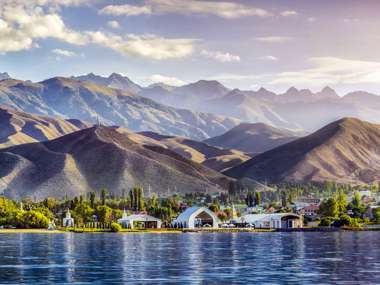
[1,232,380,284]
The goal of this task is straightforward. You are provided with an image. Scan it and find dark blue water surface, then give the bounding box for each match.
[1,232,380,284]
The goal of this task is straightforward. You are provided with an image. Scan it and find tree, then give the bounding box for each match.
[336,189,347,215]
[137,187,144,211]
[245,192,254,207]
[281,191,288,208]
[209,203,220,213]
[0,197,18,226]
[255,192,262,206]
[318,198,338,218]
[96,205,112,223]
[32,206,54,220]
[101,189,108,206]
[73,203,94,224]
[352,192,361,208]
[43,197,58,211]
[348,192,365,218]
[89,192,96,209]
[373,207,380,224]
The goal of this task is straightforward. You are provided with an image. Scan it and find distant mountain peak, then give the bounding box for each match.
[72,72,142,94]
[318,86,339,98]
[0,72,11,81]
[287,86,298,92]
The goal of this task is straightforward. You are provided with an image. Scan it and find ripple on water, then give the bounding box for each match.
[0,232,380,284]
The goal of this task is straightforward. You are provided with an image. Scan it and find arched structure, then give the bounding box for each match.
[172,206,219,229]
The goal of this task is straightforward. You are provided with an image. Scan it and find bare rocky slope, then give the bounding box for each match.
[139,131,251,172]
[0,126,233,200]
[203,122,300,154]
[225,118,380,184]
[0,104,88,148]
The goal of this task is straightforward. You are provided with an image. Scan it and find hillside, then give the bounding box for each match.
[225,118,380,184]
[0,105,88,148]
[0,126,232,200]
[139,131,250,172]
[0,77,240,140]
[204,122,299,154]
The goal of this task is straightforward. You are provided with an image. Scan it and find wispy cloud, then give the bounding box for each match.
[52,48,77,57]
[200,50,240,63]
[255,36,292,43]
[269,57,380,86]
[280,10,297,17]
[259,55,278,61]
[145,74,186,86]
[99,4,152,16]
[99,0,271,19]
[87,32,196,60]
[307,17,316,23]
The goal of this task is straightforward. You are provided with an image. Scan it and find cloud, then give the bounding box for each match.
[107,20,120,29]
[88,32,196,60]
[0,1,87,53]
[145,74,186,86]
[200,50,240,63]
[99,4,152,16]
[269,57,380,86]
[99,0,270,19]
[307,17,316,23]
[280,10,297,17]
[0,1,194,61]
[52,48,77,57]
[259,55,278,61]
[255,36,292,43]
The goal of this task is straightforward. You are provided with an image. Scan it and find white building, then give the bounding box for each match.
[172,206,219,229]
[235,213,303,229]
[117,210,162,229]
[63,210,74,227]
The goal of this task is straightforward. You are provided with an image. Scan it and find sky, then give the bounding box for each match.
[1,0,380,94]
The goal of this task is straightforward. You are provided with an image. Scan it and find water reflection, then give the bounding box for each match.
[0,232,380,284]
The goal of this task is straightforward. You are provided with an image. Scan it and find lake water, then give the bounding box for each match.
[1,232,380,284]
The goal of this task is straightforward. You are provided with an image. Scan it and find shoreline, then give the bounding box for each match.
[1,226,380,234]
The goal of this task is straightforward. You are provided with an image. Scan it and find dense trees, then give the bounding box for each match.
[129,187,145,211]
[1,180,379,229]
[16,211,49,228]
[245,192,262,207]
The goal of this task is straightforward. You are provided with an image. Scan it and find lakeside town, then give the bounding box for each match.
[1,182,380,233]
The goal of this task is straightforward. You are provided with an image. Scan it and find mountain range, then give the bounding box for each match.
[1,71,380,199]
[74,72,380,133]
[0,77,239,140]
[0,126,233,200]
[203,122,300,154]
[225,118,380,185]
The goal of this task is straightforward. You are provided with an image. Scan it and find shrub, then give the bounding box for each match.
[349,218,362,228]
[110,222,121,232]
[319,217,333,227]
[338,214,351,227]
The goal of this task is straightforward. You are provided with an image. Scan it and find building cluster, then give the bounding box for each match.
[62,205,303,230]
[61,189,380,230]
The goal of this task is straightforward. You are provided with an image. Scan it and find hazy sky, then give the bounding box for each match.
[1,0,380,94]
